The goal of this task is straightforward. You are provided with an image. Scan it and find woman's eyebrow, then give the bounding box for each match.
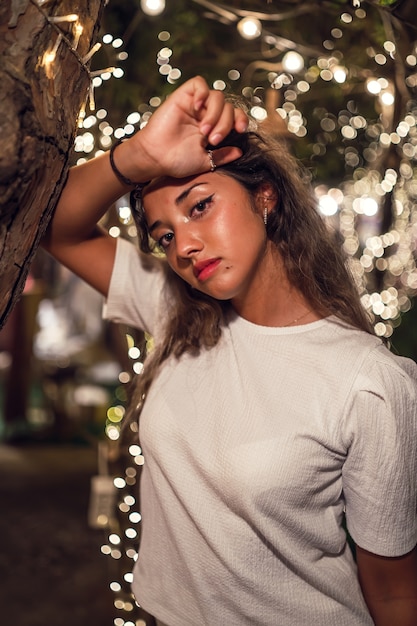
[148,219,161,234]
[175,182,208,205]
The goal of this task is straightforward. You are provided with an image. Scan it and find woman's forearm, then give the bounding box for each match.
[44,148,135,248]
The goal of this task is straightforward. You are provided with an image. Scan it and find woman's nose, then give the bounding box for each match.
[175,225,202,258]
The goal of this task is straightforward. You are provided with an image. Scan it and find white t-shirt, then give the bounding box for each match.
[104,238,417,626]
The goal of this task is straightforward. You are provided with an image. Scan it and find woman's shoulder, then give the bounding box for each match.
[345,335,417,401]
[361,342,417,395]
[104,237,170,333]
[319,316,417,390]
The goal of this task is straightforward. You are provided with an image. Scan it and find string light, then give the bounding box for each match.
[32,0,120,112]
[90,67,117,78]
[282,51,304,73]
[140,0,166,16]
[41,33,63,78]
[73,23,83,49]
[82,42,102,64]
[237,16,262,40]
[49,14,79,23]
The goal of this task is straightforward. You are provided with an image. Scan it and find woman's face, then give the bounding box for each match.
[142,172,276,310]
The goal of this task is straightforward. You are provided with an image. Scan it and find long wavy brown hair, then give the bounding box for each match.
[126,128,374,426]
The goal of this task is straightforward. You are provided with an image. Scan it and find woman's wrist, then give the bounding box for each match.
[108,134,156,188]
[109,140,142,186]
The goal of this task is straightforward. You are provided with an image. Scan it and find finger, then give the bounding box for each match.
[198,90,228,139]
[198,91,249,143]
[189,75,210,112]
[206,102,236,145]
[233,108,249,133]
[206,146,242,170]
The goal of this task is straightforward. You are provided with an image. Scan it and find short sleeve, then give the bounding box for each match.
[342,347,417,557]
[103,237,167,336]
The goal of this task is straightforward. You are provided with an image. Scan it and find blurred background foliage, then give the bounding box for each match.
[92,0,415,180]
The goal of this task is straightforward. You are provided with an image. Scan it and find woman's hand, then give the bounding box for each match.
[117,76,248,181]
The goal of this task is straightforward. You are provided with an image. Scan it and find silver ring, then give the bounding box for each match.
[207,149,216,172]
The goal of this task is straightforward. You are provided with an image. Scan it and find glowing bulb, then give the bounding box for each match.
[318,195,338,216]
[282,51,304,73]
[362,197,378,216]
[42,50,56,66]
[380,92,394,106]
[141,0,165,15]
[73,23,83,49]
[333,67,347,83]
[367,79,381,94]
[250,106,267,121]
[82,42,101,64]
[237,17,262,40]
[49,14,78,23]
[41,34,63,77]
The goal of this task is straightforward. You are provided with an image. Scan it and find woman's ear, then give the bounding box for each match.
[255,183,277,205]
[255,184,277,223]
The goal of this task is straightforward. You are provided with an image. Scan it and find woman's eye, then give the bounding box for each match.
[158,232,174,250]
[190,194,214,218]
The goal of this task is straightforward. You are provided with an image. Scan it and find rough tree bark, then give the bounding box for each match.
[0,0,105,329]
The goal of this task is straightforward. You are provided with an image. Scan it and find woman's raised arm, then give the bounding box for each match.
[42,76,247,296]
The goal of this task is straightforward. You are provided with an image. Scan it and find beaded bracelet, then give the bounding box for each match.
[109,138,142,186]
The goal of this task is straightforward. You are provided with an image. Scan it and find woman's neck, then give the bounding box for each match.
[231,245,321,327]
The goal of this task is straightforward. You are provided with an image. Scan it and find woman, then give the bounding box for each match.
[43,76,417,625]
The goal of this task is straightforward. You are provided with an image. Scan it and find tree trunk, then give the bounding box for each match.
[0,0,105,328]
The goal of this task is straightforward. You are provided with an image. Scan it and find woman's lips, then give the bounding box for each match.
[193,258,221,281]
